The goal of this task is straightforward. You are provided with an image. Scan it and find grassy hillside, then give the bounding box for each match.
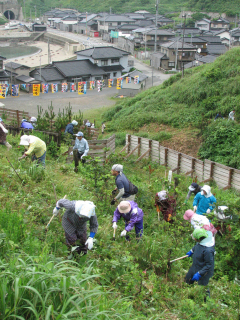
[0,134,239,318]
[19,0,240,17]
[103,47,240,168]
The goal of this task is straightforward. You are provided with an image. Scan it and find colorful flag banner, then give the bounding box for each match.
[89,81,95,90]
[42,83,49,93]
[134,76,139,84]
[70,83,75,92]
[62,83,68,92]
[78,82,84,95]
[33,84,40,96]
[11,84,19,97]
[51,83,58,93]
[0,84,7,99]
[116,78,123,89]
[108,79,113,88]
[110,30,119,38]
[97,80,103,92]
[126,77,131,84]
[20,84,27,90]
[84,82,87,94]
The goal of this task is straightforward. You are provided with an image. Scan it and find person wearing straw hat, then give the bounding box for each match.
[112,201,144,241]
[73,131,89,172]
[53,198,98,258]
[185,228,215,300]
[18,135,46,166]
[0,117,12,150]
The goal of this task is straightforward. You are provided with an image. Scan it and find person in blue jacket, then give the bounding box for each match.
[20,119,34,130]
[193,185,216,216]
[65,120,78,135]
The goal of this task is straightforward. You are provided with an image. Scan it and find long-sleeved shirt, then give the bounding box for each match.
[112,201,143,232]
[193,192,216,215]
[0,121,7,143]
[25,136,46,158]
[57,199,98,236]
[115,173,130,199]
[21,121,34,129]
[73,137,89,156]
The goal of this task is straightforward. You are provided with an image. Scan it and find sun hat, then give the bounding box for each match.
[72,120,78,126]
[112,164,123,172]
[192,228,208,240]
[30,117,37,122]
[183,209,195,220]
[19,135,30,146]
[75,131,84,137]
[118,201,131,214]
[157,190,167,201]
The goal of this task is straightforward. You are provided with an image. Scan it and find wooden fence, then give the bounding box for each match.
[67,134,115,163]
[0,108,30,127]
[122,134,240,191]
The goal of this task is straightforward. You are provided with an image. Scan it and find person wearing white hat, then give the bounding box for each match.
[193,185,216,216]
[18,135,46,166]
[0,117,12,150]
[30,117,37,128]
[184,182,202,204]
[65,120,78,135]
[20,119,34,130]
[112,201,144,240]
[73,131,89,172]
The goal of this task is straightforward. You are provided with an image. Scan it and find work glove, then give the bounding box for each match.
[121,230,127,237]
[186,250,193,257]
[18,154,27,161]
[112,222,117,229]
[53,207,60,216]
[81,155,85,160]
[206,209,211,214]
[191,272,201,282]
[193,206,197,212]
[85,237,93,250]
[70,151,73,155]
[110,199,116,205]
[183,199,188,205]
[112,189,117,195]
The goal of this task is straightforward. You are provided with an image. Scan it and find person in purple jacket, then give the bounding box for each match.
[112,201,144,240]
[20,119,34,130]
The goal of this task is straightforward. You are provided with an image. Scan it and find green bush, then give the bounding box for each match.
[151,131,172,142]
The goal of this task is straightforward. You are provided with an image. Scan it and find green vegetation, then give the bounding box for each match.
[0,135,240,318]
[103,47,240,168]
[19,0,240,18]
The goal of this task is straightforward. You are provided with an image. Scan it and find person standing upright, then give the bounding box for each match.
[73,131,89,172]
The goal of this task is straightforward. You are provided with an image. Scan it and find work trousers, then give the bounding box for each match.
[73,149,86,167]
[65,229,88,255]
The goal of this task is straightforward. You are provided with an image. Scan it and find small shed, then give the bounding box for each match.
[120,70,148,97]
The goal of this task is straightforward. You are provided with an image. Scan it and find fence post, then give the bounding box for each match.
[191,158,195,178]
[177,153,181,174]
[138,137,141,157]
[164,148,168,167]
[210,161,214,179]
[149,140,152,161]
[127,134,131,154]
[16,110,20,127]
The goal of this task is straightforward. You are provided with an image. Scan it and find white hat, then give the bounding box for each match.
[202,185,212,198]
[19,135,30,146]
[157,190,167,201]
[72,120,78,126]
[21,119,27,123]
[75,131,84,137]
[112,164,123,172]
[118,201,131,214]
[30,117,37,122]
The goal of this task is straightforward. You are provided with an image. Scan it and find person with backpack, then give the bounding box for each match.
[112,200,143,241]
[111,164,138,205]
[185,228,215,301]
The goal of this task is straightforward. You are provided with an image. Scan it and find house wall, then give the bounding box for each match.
[195,20,210,31]
[117,37,135,55]
[5,67,30,77]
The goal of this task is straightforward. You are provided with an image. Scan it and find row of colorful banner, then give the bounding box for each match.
[0,76,140,98]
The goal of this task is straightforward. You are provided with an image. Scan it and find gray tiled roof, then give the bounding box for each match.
[5,62,30,69]
[53,60,106,77]
[207,44,227,55]
[122,69,148,81]
[199,36,222,43]
[146,29,174,36]
[97,15,135,23]
[161,40,196,49]
[195,54,217,63]
[75,47,130,59]
[100,65,124,72]
[15,75,35,83]
[32,67,65,81]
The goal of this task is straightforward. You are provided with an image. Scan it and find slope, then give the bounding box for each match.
[103,47,240,168]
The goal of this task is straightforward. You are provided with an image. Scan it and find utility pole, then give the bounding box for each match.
[48,39,51,64]
[154,0,159,52]
[86,12,88,36]
[39,56,41,83]
[181,14,186,77]
[110,7,111,15]
[34,5,36,19]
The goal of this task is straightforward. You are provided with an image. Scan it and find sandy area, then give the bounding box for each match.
[3,41,76,68]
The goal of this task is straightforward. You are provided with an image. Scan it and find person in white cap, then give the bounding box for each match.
[111,164,136,205]
[18,135,46,166]
[30,117,37,128]
[73,131,89,172]
[193,185,216,216]
[53,197,98,258]
[184,182,202,204]
[65,120,78,135]
[0,117,12,150]
[112,201,144,240]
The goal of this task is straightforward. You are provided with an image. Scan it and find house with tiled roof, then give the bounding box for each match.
[210,17,230,29]
[75,46,130,78]
[97,15,136,34]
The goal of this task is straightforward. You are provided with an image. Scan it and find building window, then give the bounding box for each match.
[168,62,175,67]
[111,58,119,63]
[113,72,117,77]
[109,23,112,26]
[95,76,102,80]
[117,22,121,25]
[94,60,99,64]
[101,60,108,66]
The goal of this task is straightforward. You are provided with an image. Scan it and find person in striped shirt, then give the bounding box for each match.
[19,135,46,166]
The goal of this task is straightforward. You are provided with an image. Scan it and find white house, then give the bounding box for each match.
[195,18,211,31]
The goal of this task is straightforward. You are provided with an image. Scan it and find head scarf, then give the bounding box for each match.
[112,164,123,175]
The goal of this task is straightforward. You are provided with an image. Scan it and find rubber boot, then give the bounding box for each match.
[5,141,12,150]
